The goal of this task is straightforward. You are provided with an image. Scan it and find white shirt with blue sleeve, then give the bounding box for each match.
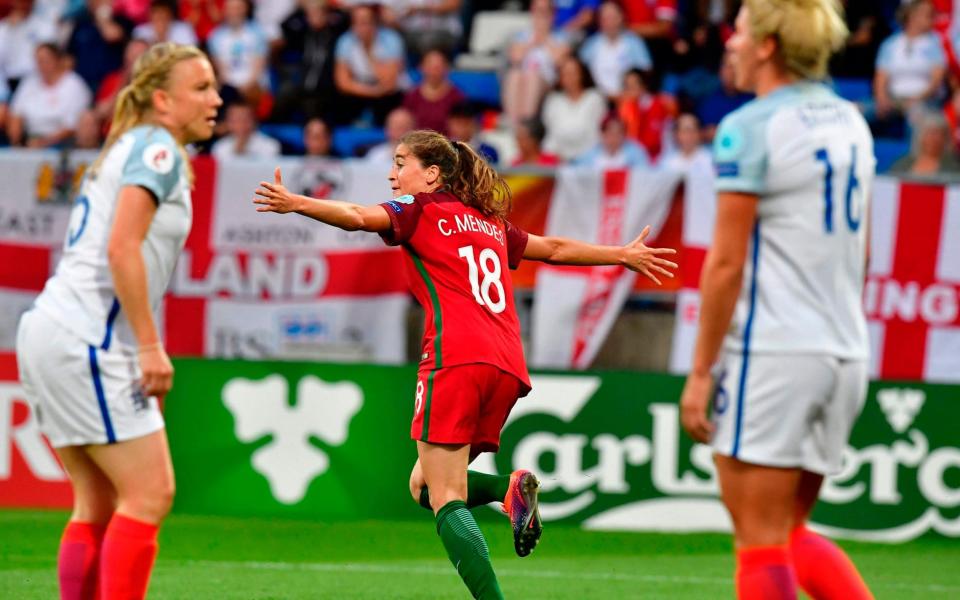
[35,125,191,351]
[713,83,874,360]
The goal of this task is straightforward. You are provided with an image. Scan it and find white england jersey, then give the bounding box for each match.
[34,125,191,351]
[713,82,874,359]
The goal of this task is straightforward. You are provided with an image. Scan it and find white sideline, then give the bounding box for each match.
[175,559,960,593]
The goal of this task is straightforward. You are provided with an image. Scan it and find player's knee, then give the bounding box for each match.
[121,478,176,522]
[72,492,115,525]
[409,480,424,504]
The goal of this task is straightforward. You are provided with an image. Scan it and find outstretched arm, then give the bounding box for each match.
[522,225,677,284]
[254,167,392,233]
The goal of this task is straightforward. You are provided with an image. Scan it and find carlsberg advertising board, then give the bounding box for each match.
[165,360,959,541]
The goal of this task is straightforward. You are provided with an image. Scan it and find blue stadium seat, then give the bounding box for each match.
[832,77,872,103]
[333,126,386,157]
[874,138,909,173]
[260,124,306,153]
[409,69,501,107]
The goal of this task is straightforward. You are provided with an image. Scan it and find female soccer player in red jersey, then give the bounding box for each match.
[254,130,677,599]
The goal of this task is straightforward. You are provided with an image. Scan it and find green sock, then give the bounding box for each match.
[435,500,504,600]
[419,472,512,511]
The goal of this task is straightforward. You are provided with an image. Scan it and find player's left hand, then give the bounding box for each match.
[254,167,300,214]
[679,371,715,444]
[622,225,678,285]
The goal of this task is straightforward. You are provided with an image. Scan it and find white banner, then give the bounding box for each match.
[530,167,681,368]
[0,153,412,362]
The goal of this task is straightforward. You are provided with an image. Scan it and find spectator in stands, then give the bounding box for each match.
[659,112,711,174]
[501,0,571,127]
[333,3,407,126]
[0,0,58,91]
[511,117,559,167]
[382,0,463,61]
[253,0,296,43]
[670,0,734,105]
[574,112,651,169]
[541,55,606,162]
[553,0,598,43]
[624,0,678,70]
[30,0,69,27]
[65,0,134,94]
[211,101,281,159]
[274,0,347,122]
[403,48,464,135]
[179,0,224,43]
[874,0,946,137]
[208,0,271,108]
[93,38,149,130]
[303,116,338,157]
[7,44,91,148]
[447,100,499,164]
[579,1,652,101]
[295,116,345,198]
[73,109,102,149]
[889,109,960,175]
[830,0,890,79]
[133,0,199,45]
[695,51,751,142]
[365,106,414,164]
[617,68,674,160]
[114,0,151,23]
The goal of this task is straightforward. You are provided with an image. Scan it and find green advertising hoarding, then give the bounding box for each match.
[166,359,960,541]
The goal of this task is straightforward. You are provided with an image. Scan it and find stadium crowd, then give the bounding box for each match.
[0,0,958,174]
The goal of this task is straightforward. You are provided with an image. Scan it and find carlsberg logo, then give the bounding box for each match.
[223,375,362,504]
[478,378,960,542]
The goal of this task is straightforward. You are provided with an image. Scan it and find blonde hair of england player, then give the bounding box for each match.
[679,1,875,599]
[16,42,221,599]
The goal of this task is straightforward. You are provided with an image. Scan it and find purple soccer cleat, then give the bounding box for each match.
[502,469,542,557]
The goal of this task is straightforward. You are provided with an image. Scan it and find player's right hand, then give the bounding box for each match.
[139,344,174,398]
[254,167,300,214]
[679,371,715,444]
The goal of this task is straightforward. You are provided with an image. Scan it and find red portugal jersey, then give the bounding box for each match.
[379,189,531,389]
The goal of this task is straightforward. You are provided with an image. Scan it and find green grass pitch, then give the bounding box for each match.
[1,510,957,598]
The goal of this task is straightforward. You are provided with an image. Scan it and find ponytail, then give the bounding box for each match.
[448,141,512,220]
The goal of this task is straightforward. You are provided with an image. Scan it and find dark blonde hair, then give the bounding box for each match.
[92,42,207,180]
[744,0,848,80]
[400,130,513,220]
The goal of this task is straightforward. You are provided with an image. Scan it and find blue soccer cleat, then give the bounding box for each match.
[502,469,542,557]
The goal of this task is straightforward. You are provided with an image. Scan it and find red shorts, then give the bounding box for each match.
[411,363,526,453]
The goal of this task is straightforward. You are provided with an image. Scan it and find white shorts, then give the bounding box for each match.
[710,350,867,475]
[15,309,164,448]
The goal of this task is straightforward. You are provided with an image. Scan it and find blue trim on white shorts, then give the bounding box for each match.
[100,297,121,350]
[88,345,117,444]
[732,220,760,458]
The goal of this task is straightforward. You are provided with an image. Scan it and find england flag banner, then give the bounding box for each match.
[163,157,410,363]
[530,167,682,369]
[0,152,410,363]
[669,175,960,384]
